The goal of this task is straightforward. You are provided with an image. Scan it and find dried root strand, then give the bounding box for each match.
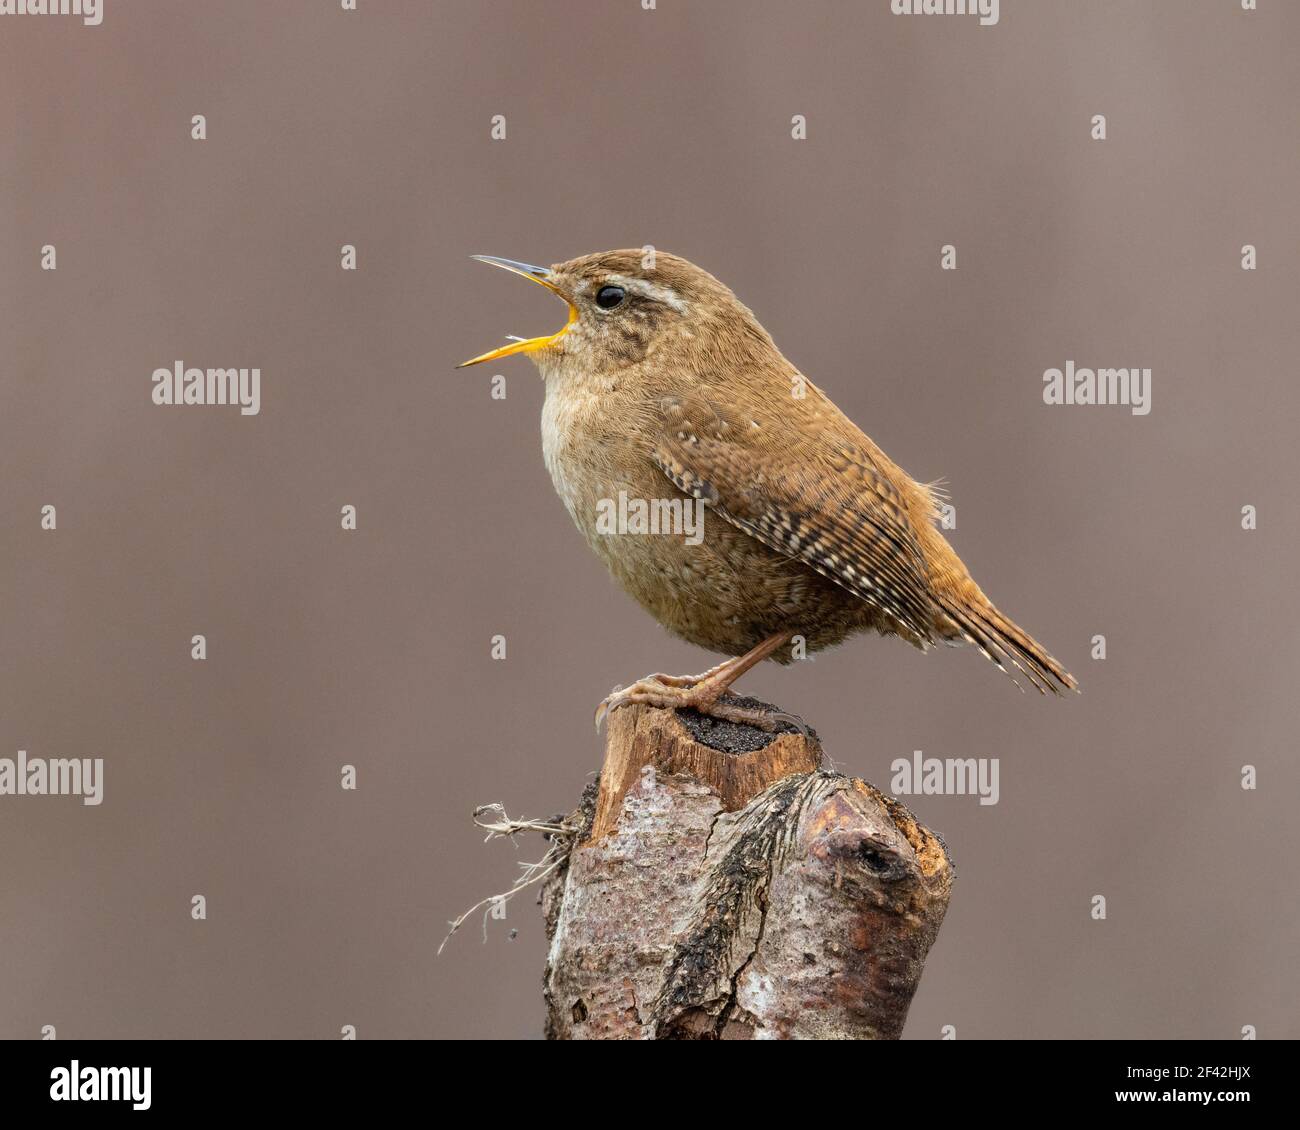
[437,804,578,956]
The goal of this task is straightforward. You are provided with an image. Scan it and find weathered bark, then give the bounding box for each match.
[542,698,954,1040]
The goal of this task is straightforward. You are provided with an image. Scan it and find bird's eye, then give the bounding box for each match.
[595,285,625,309]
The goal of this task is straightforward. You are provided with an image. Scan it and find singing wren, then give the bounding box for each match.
[459,250,1076,730]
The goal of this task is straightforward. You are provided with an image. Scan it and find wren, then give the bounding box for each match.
[459,251,1077,730]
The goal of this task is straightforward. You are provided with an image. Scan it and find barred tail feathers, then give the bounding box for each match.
[938,591,1077,695]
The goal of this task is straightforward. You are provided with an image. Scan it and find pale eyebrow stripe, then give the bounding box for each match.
[604,274,688,313]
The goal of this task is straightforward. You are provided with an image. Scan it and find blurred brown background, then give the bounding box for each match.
[2,0,1297,1040]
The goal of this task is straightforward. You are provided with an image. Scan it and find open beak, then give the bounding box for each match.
[456,255,579,368]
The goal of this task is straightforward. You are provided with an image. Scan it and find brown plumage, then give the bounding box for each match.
[460,250,1076,729]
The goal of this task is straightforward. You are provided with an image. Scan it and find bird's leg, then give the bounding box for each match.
[632,655,737,689]
[595,632,804,733]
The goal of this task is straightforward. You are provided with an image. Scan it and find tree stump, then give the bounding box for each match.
[541,697,954,1040]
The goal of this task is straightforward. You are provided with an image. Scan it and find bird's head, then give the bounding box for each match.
[457,249,769,376]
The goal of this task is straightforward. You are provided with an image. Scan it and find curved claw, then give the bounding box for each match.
[595,684,630,732]
[767,710,808,736]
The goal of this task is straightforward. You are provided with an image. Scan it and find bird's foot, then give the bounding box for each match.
[595,676,804,733]
[595,634,799,734]
[595,674,805,735]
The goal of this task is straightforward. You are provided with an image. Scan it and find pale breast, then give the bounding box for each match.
[540,377,664,562]
[540,379,590,528]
